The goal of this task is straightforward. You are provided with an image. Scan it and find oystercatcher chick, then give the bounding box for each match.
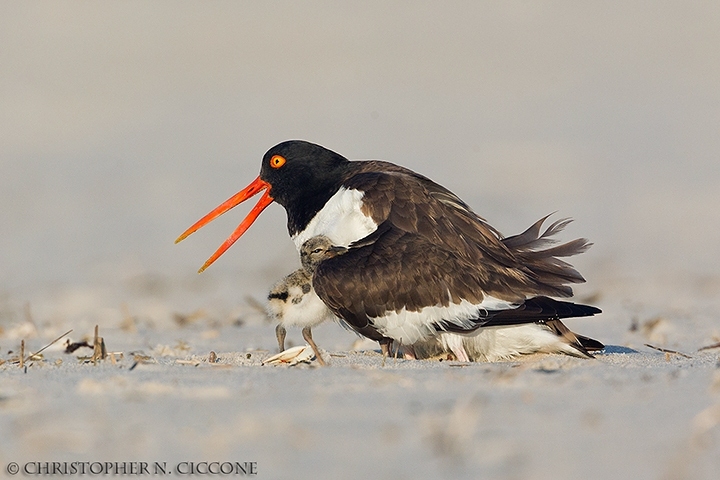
[177,140,604,362]
[266,235,345,366]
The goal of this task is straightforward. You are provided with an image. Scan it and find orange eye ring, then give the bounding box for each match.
[270,155,286,169]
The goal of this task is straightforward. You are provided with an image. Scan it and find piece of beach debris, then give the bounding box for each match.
[175,357,231,368]
[262,345,315,366]
[698,341,720,352]
[208,351,217,363]
[91,325,107,365]
[175,359,201,366]
[128,353,155,370]
[132,353,153,363]
[15,329,73,367]
[644,343,692,359]
[108,352,124,364]
[65,340,92,353]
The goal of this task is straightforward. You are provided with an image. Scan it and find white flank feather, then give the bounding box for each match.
[371,296,516,346]
[437,324,587,362]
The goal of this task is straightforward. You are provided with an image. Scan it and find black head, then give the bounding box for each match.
[260,140,351,235]
[176,140,351,271]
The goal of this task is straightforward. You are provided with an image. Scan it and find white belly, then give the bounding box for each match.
[438,324,584,361]
[268,286,335,329]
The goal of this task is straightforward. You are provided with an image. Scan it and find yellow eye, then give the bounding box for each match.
[270,155,286,169]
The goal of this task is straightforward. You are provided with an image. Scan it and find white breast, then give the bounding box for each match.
[281,288,336,328]
[267,283,336,329]
[292,188,378,250]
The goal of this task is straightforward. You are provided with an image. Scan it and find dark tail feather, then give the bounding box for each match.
[481,296,601,327]
[435,296,602,332]
[433,296,604,358]
[576,334,605,352]
[502,215,592,296]
[502,215,587,253]
[543,318,603,358]
[502,213,564,250]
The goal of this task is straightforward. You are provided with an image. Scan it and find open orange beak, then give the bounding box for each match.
[175,176,273,273]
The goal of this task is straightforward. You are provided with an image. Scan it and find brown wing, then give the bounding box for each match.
[345,165,512,266]
[343,167,588,298]
[312,223,479,340]
[312,222,601,339]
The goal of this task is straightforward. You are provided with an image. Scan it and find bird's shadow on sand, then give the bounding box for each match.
[599,345,640,354]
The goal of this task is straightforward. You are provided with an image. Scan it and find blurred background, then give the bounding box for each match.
[1,1,719,332]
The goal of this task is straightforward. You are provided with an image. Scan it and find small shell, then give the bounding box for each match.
[262,345,315,366]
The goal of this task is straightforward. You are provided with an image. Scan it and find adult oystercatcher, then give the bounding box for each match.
[266,235,346,366]
[177,140,603,360]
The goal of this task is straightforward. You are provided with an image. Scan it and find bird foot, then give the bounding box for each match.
[402,345,417,360]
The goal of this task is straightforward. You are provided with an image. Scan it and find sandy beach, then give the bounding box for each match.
[2,269,719,479]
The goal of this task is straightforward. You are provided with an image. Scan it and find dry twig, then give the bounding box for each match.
[94,325,108,364]
[698,341,720,352]
[16,329,73,368]
[644,343,692,359]
[27,329,73,361]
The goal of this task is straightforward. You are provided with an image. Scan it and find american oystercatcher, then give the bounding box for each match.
[177,140,603,361]
[266,235,346,366]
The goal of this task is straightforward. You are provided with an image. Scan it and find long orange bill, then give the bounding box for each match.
[175,176,274,273]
